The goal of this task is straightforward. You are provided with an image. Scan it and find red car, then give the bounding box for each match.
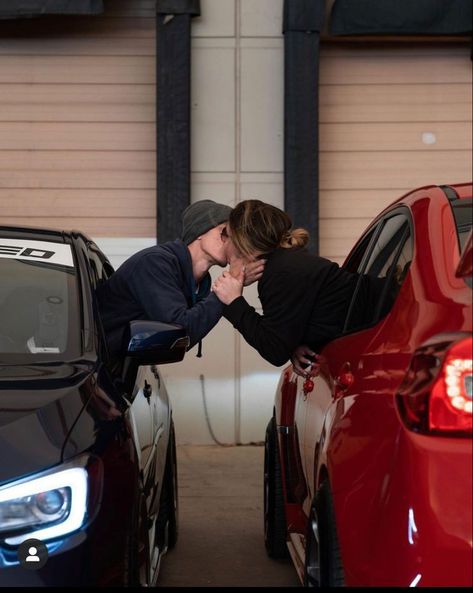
[264,183,472,587]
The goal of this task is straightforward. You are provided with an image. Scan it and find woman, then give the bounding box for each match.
[213,200,362,375]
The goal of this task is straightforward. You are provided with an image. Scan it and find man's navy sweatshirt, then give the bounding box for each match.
[96,239,223,357]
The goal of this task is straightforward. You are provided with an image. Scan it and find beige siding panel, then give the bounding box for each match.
[0,85,155,122]
[319,218,373,261]
[320,52,471,84]
[3,122,466,153]
[0,123,155,150]
[0,217,155,236]
[0,37,155,56]
[320,45,469,58]
[320,83,472,123]
[0,56,154,83]
[320,189,410,219]
[319,150,471,190]
[320,122,471,152]
[0,151,155,189]
[0,189,155,217]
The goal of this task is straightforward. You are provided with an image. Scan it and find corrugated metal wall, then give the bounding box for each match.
[318,44,472,263]
[0,0,471,443]
[0,0,156,236]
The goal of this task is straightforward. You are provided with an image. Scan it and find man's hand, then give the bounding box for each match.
[291,345,320,378]
[212,268,244,305]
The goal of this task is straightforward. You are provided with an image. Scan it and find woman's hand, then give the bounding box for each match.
[213,268,244,305]
[291,345,320,378]
[229,255,265,286]
[243,259,266,286]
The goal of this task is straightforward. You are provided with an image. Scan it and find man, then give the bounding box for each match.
[97,199,264,360]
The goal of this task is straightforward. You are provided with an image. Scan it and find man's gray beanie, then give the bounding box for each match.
[181,200,232,245]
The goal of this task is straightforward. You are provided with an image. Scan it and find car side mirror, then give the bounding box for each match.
[126,320,189,364]
[122,320,189,390]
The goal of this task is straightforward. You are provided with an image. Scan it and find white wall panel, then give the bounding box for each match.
[192,48,235,172]
[93,238,156,270]
[161,317,237,445]
[240,0,283,37]
[191,177,236,207]
[192,0,235,38]
[239,337,282,444]
[240,177,284,209]
[241,47,283,172]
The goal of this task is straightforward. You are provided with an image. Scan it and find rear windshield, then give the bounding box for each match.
[0,240,81,363]
[452,198,473,250]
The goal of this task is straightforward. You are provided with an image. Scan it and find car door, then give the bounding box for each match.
[302,211,414,509]
[293,222,381,513]
[85,241,165,502]
[86,242,171,557]
[293,221,381,513]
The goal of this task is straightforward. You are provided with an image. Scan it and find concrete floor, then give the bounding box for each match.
[157,445,301,588]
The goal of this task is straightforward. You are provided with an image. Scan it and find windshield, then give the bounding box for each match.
[0,240,81,362]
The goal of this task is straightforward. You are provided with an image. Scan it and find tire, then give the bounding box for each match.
[157,419,179,551]
[125,493,147,587]
[264,416,289,559]
[304,480,344,587]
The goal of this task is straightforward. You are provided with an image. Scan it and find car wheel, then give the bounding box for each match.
[304,480,344,587]
[157,419,179,551]
[124,492,148,587]
[264,416,288,559]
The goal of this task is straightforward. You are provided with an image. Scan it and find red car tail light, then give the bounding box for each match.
[396,336,472,435]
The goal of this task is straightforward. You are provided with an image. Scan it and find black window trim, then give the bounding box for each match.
[342,206,414,336]
[449,197,473,253]
[343,219,383,274]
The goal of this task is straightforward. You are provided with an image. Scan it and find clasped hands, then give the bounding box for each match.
[213,260,320,379]
[212,257,265,305]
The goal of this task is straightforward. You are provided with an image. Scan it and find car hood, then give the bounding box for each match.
[0,362,94,487]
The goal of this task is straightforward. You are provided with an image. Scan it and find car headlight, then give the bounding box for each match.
[0,458,93,546]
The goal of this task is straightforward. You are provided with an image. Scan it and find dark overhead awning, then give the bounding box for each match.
[0,0,103,19]
[329,0,472,36]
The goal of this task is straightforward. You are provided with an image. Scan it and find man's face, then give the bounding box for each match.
[223,226,251,269]
[200,223,230,267]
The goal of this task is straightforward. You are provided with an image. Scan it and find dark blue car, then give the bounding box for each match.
[0,226,187,586]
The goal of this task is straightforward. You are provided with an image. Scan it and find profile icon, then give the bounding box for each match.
[26,546,40,562]
[18,538,48,570]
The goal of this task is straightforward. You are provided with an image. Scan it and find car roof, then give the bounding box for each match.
[0,225,92,244]
[371,183,472,221]
[396,183,472,205]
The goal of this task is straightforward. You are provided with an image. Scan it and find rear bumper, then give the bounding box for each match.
[339,431,472,587]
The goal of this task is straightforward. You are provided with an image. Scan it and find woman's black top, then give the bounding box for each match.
[223,246,358,366]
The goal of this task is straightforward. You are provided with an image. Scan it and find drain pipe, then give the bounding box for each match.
[156,0,201,243]
[283,0,325,254]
